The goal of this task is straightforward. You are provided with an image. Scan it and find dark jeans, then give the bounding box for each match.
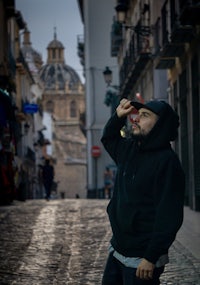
[102,252,164,285]
[44,182,52,199]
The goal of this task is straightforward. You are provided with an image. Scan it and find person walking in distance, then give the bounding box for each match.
[42,159,54,201]
[101,98,185,285]
[104,167,113,199]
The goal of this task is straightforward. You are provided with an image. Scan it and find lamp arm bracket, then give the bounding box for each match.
[124,25,151,36]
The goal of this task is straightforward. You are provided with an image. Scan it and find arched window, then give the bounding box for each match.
[70,100,77,117]
[52,49,56,59]
[46,100,54,113]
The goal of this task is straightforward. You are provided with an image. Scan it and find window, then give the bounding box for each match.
[46,100,54,113]
[70,100,77,117]
[52,49,56,59]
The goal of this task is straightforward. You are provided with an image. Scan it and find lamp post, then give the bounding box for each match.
[102,66,120,114]
[115,2,150,36]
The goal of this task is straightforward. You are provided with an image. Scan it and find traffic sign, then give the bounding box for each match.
[91,145,101,158]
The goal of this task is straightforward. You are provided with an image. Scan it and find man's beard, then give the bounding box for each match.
[131,133,147,142]
[131,127,149,142]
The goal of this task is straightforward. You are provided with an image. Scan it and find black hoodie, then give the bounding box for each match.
[101,104,185,264]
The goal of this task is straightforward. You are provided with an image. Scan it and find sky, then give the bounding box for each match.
[16,0,84,82]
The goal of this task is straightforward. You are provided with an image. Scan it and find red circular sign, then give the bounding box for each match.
[91,145,101,157]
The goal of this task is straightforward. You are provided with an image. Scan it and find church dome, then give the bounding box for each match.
[39,63,81,90]
[47,39,64,49]
[40,29,81,90]
[39,29,81,90]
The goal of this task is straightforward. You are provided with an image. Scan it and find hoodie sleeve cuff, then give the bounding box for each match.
[108,112,127,129]
[143,251,160,265]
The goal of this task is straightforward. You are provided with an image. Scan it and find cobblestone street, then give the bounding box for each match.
[0,199,199,285]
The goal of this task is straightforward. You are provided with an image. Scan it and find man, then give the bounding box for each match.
[42,159,54,201]
[101,99,185,285]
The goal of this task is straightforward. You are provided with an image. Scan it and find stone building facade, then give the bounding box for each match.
[109,0,200,211]
[39,31,87,198]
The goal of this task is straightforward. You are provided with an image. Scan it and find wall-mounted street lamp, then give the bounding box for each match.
[115,2,128,24]
[102,66,120,114]
[115,2,150,36]
[103,66,113,86]
[33,142,39,152]
[24,122,30,135]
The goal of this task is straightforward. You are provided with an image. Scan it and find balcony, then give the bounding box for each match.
[77,35,85,67]
[5,0,15,18]
[171,26,196,43]
[16,51,33,80]
[120,31,151,96]
[111,19,123,57]
[121,54,151,96]
[154,1,196,69]
[179,0,200,25]
[171,0,196,43]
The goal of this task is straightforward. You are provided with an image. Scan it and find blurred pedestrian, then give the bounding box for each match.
[42,159,54,201]
[101,99,185,284]
[17,164,27,201]
[38,164,44,198]
[104,167,113,199]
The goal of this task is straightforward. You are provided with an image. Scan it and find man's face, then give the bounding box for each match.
[131,108,159,137]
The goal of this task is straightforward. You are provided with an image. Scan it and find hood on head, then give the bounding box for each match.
[130,100,180,149]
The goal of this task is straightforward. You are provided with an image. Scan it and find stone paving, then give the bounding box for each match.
[0,199,199,285]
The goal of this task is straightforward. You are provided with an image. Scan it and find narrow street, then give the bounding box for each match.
[0,199,199,285]
[0,200,109,285]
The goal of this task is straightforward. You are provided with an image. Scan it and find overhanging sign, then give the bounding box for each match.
[23,103,38,114]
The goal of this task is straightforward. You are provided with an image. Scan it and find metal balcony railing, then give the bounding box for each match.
[119,28,151,95]
[179,0,200,25]
[111,19,123,57]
